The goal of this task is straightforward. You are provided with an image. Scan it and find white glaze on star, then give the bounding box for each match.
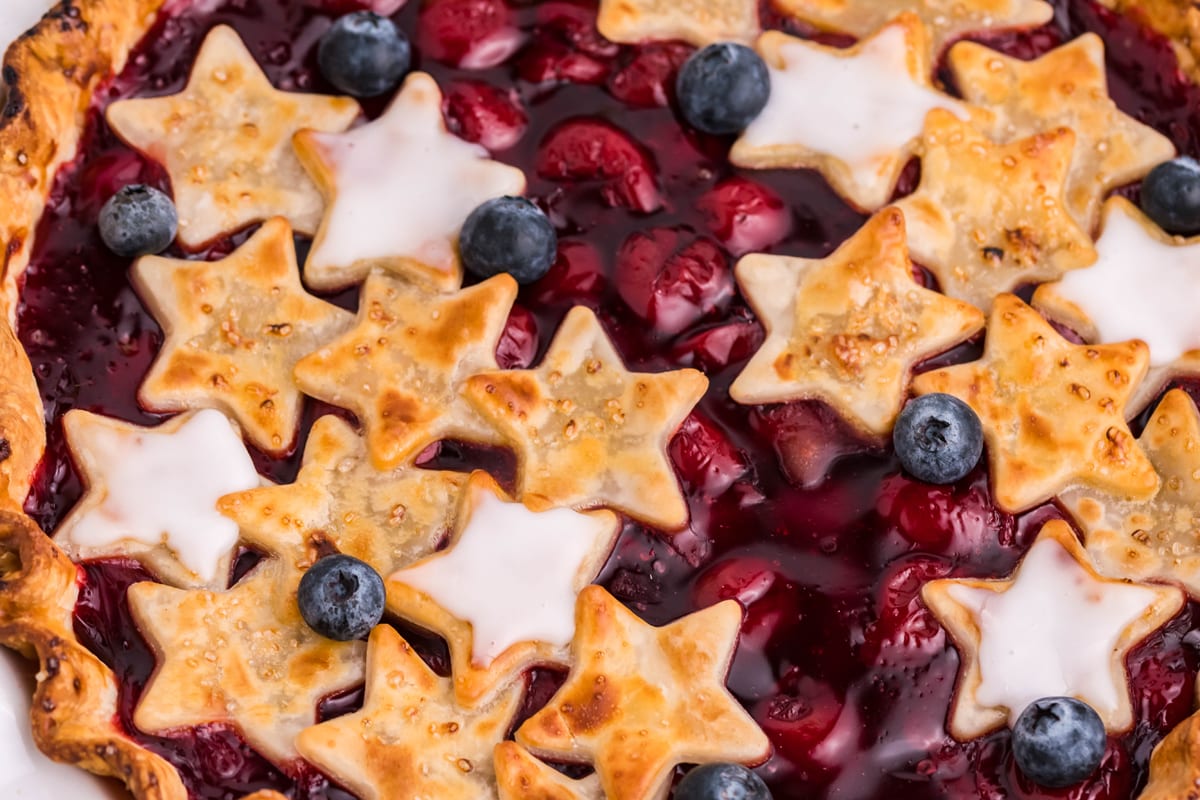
[390,490,616,664]
[56,409,259,585]
[946,534,1168,726]
[740,25,967,187]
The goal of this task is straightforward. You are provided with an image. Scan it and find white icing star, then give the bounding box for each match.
[295,71,526,291]
[53,409,261,589]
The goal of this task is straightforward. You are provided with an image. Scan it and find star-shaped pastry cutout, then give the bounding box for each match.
[1140,708,1200,800]
[922,519,1183,739]
[218,414,467,578]
[294,71,526,292]
[294,271,517,470]
[516,586,769,800]
[387,471,620,708]
[948,35,1175,231]
[731,18,980,211]
[911,293,1158,513]
[494,742,603,800]
[133,218,353,455]
[771,0,1052,64]
[128,557,366,764]
[1034,197,1200,414]
[295,625,522,800]
[462,306,708,530]
[106,25,359,249]
[596,0,759,47]
[52,409,260,590]
[1060,389,1200,598]
[730,207,984,436]
[892,109,1097,310]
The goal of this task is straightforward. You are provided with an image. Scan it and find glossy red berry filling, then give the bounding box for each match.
[15,0,1200,798]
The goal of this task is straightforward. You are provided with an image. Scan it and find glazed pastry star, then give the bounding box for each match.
[1034,197,1200,413]
[730,207,984,436]
[463,306,707,530]
[494,742,603,800]
[387,471,620,707]
[294,270,517,470]
[106,25,359,249]
[516,586,769,800]
[922,519,1183,739]
[1060,389,1200,598]
[892,110,1096,310]
[133,218,352,455]
[772,0,1052,63]
[295,625,522,800]
[948,35,1175,231]
[219,415,467,578]
[52,409,259,590]
[128,558,366,764]
[912,294,1157,513]
[596,0,759,46]
[731,17,977,211]
[294,71,526,292]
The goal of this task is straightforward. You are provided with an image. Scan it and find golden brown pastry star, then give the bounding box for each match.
[462,306,707,530]
[731,207,984,437]
[596,0,760,46]
[772,0,1052,63]
[494,742,604,800]
[133,217,352,455]
[295,625,523,800]
[948,34,1175,231]
[892,109,1097,310]
[516,586,769,800]
[1060,389,1200,598]
[912,293,1157,513]
[106,25,359,248]
[294,270,517,470]
[922,520,1183,739]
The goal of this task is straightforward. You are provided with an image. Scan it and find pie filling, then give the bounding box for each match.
[15,0,1200,797]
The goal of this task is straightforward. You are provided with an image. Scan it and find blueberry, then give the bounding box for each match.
[1141,157,1200,236]
[460,196,557,284]
[1012,697,1106,788]
[318,12,410,98]
[675,763,772,800]
[297,554,385,641]
[893,393,983,484]
[675,43,770,135]
[98,184,177,258]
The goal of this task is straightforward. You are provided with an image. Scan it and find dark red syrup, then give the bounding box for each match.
[17,0,1200,797]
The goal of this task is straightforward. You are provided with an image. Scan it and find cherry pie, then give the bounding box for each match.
[5,0,1200,799]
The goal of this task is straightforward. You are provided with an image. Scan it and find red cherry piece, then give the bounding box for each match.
[536,118,663,213]
[669,413,750,497]
[614,227,733,335]
[861,555,952,665]
[534,0,619,58]
[608,42,694,108]
[755,678,843,766]
[79,151,163,218]
[495,305,540,370]
[443,80,528,152]
[691,556,777,608]
[669,320,764,372]
[755,402,870,490]
[516,42,610,86]
[697,176,792,256]
[528,239,608,306]
[417,0,522,69]
[874,473,1016,555]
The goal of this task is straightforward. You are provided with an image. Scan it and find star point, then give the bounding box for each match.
[731,207,985,436]
[494,741,604,800]
[922,519,1183,739]
[133,217,353,455]
[516,586,769,800]
[596,0,760,47]
[106,25,359,249]
[462,306,708,530]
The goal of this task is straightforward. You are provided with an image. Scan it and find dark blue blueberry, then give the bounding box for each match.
[460,196,558,284]
[1141,157,1200,236]
[675,43,770,135]
[1012,697,1106,788]
[297,554,385,642]
[318,12,410,98]
[674,763,772,800]
[98,184,177,258]
[893,393,983,484]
